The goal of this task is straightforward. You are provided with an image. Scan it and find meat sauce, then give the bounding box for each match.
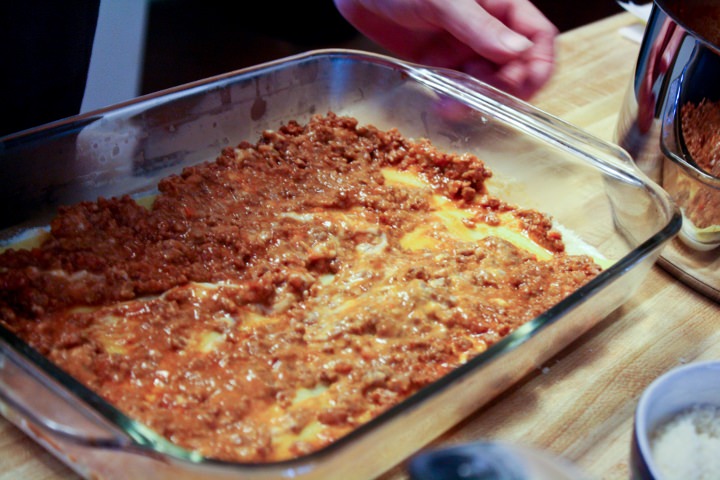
[0,113,601,462]
[679,99,720,229]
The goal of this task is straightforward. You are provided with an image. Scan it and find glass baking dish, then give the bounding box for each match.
[0,50,680,479]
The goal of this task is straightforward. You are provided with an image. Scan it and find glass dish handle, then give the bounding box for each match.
[0,343,134,449]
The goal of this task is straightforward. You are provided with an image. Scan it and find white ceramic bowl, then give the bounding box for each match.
[632,360,720,479]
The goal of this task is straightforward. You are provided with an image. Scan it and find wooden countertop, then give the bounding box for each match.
[1,11,718,480]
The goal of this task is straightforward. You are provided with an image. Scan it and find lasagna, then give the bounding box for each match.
[0,113,602,463]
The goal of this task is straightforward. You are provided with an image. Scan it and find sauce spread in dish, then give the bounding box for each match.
[0,113,601,463]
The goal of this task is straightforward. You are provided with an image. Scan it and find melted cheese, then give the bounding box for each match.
[381,168,554,260]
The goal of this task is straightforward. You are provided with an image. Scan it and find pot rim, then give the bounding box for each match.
[654,0,720,54]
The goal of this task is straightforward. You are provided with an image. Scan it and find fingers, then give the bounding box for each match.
[334,0,558,98]
[333,0,429,59]
[440,0,557,98]
[522,30,556,95]
[479,0,558,41]
[504,31,556,98]
[461,33,555,100]
[415,34,479,69]
[419,0,557,97]
[496,58,552,100]
[428,0,538,65]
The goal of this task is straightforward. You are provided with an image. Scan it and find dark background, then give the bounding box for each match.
[140,0,624,94]
[0,0,625,137]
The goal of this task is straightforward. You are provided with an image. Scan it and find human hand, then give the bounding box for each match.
[334,0,558,99]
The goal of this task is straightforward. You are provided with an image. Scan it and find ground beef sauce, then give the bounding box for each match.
[0,113,601,463]
[679,99,720,229]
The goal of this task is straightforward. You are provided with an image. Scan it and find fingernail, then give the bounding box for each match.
[500,32,533,53]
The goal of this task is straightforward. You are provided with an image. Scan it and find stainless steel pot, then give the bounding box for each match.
[616,0,720,301]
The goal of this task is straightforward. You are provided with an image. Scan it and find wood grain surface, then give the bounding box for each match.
[1,12,718,480]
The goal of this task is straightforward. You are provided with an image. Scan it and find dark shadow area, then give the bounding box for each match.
[141,0,359,94]
[0,0,100,137]
[533,0,623,32]
[141,0,625,95]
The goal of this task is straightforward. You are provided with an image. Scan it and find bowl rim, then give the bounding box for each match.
[634,359,720,477]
